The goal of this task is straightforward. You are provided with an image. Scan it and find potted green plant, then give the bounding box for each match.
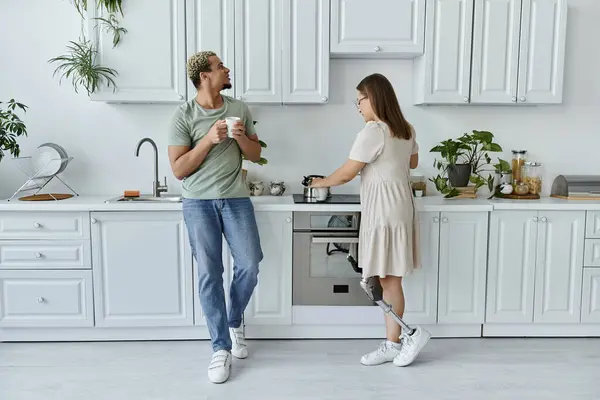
[430,130,503,198]
[0,99,28,162]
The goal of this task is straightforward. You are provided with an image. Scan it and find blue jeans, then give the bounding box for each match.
[183,197,263,352]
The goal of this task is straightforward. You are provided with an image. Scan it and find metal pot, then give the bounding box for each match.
[302,175,331,201]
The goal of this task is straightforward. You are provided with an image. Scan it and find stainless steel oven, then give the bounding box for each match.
[292,211,374,306]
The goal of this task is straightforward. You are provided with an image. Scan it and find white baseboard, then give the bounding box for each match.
[483,323,600,337]
[245,324,482,339]
[0,326,211,342]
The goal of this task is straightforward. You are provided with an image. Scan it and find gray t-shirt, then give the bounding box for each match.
[168,95,256,200]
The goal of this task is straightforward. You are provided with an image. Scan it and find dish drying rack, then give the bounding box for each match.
[6,156,79,201]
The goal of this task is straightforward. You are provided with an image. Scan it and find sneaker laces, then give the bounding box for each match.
[398,334,414,357]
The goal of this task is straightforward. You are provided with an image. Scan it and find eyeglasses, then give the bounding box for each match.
[353,96,367,109]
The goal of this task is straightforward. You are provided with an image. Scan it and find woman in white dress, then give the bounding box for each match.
[310,73,430,367]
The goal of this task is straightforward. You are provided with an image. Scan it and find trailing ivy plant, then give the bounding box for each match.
[0,100,28,162]
[52,0,126,96]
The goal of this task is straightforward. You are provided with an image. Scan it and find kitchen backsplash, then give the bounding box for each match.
[1,0,598,199]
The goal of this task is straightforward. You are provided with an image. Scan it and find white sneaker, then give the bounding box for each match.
[360,340,402,366]
[229,326,248,359]
[208,350,232,384]
[393,326,431,367]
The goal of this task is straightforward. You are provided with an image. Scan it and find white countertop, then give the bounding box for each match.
[0,194,491,212]
[1,194,599,212]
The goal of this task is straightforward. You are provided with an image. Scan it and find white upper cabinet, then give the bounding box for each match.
[517,0,568,104]
[470,0,523,104]
[282,0,330,103]
[186,0,236,99]
[331,0,426,57]
[414,0,567,105]
[234,0,283,103]
[413,0,474,104]
[234,0,329,104]
[88,0,187,103]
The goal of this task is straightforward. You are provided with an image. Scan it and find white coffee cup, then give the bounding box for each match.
[225,117,241,137]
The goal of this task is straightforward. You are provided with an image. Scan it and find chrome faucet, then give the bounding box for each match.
[135,138,168,197]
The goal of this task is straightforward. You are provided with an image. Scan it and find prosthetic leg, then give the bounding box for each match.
[347,254,415,336]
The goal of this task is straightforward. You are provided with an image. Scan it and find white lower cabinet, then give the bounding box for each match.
[486,210,585,324]
[90,212,194,327]
[0,269,93,328]
[403,212,439,324]
[581,268,600,323]
[244,211,293,326]
[437,212,489,324]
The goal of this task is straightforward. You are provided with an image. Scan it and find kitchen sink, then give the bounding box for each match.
[105,194,182,203]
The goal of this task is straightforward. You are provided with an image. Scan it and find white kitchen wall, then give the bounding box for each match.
[1,0,599,200]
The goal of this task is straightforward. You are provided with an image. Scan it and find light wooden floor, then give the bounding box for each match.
[1,338,599,399]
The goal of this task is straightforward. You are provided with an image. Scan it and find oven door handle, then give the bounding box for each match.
[311,237,359,244]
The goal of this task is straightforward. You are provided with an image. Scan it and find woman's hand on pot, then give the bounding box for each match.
[309,177,326,187]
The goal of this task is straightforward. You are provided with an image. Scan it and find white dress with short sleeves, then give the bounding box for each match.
[349,121,421,278]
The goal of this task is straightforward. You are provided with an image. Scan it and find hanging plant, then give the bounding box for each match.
[52,0,126,95]
[48,39,118,96]
[94,13,127,48]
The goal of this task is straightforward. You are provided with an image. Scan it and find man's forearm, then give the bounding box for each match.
[237,136,261,162]
[172,137,213,179]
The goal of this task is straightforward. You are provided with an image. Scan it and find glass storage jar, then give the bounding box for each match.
[522,162,543,195]
[511,150,527,183]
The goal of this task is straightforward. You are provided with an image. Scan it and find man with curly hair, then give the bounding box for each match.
[167,51,263,384]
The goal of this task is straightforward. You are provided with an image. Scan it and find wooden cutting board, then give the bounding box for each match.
[19,193,74,201]
[494,192,540,200]
[551,194,600,200]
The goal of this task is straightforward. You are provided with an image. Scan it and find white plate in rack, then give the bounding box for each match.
[32,143,68,177]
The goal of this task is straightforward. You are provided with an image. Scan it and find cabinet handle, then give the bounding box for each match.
[37,297,45,304]
[35,252,42,258]
[237,96,243,100]
[541,217,547,222]
[285,217,291,223]
[533,216,538,222]
[520,96,526,102]
[512,97,517,102]
[374,46,381,52]
[33,222,41,228]
[91,218,97,224]
[442,217,449,223]
[178,95,183,100]
[321,96,328,102]
[463,97,469,102]
[433,217,440,223]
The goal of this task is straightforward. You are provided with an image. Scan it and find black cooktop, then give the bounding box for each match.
[293,194,361,204]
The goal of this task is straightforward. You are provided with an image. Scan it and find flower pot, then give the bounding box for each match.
[448,164,471,187]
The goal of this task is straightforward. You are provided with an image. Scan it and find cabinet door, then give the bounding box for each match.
[91,212,194,327]
[234,0,283,103]
[471,0,522,104]
[581,269,600,323]
[403,212,439,324]
[282,0,330,104]
[534,211,585,323]
[516,0,568,104]
[88,0,187,103]
[438,212,488,324]
[413,0,474,105]
[244,212,293,325]
[486,211,538,323]
[186,0,236,98]
[330,0,425,56]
